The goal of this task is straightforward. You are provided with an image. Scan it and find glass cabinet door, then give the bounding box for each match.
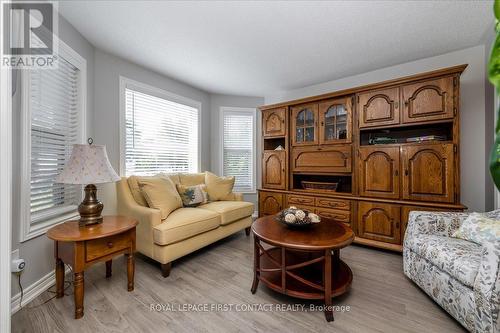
[319,97,352,144]
[291,104,318,146]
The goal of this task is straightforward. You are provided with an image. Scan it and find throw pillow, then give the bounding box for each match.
[176,184,209,207]
[205,171,235,201]
[127,175,153,206]
[452,212,500,245]
[138,177,183,219]
[179,173,206,186]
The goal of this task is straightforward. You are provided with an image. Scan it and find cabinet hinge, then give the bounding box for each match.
[453,107,457,116]
[453,77,457,87]
[453,145,457,153]
[357,95,360,103]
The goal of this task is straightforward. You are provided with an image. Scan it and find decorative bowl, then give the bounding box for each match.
[275,207,321,228]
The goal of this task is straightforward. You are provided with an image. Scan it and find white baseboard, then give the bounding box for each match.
[11,267,70,314]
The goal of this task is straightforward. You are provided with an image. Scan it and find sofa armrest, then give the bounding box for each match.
[473,242,500,332]
[404,211,469,241]
[116,179,162,257]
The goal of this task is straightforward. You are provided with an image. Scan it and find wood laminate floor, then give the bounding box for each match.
[12,232,466,333]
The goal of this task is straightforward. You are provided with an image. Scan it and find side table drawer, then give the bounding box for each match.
[86,232,130,262]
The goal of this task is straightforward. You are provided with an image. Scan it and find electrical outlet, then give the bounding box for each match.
[11,249,25,273]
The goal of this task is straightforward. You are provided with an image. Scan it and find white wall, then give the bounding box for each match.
[93,49,212,215]
[10,15,95,297]
[210,94,265,206]
[265,45,491,212]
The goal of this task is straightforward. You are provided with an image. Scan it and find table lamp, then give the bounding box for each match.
[56,138,120,226]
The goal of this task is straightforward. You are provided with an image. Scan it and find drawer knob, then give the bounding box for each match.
[107,242,113,248]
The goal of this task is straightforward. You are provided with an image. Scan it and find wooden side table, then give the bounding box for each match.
[47,216,138,319]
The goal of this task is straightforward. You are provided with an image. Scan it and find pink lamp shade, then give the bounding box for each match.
[56,144,120,185]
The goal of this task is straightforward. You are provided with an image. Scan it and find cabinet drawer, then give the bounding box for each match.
[86,233,130,262]
[315,197,351,211]
[287,195,315,206]
[316,207,351,224]
[291,145,351,173]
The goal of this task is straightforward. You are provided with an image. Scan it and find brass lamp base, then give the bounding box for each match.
[78,184,104,227]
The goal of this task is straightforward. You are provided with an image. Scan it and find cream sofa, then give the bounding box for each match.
[116,172,254,277]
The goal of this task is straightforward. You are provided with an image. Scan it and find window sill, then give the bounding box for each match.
[21,208,79,243]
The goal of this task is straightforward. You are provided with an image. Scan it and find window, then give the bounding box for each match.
[121,77,200,176]
[220,107,256,193]
[20,40,87,241]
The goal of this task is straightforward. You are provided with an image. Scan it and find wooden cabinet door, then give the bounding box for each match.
[357,87,400,128]
[319,97,352,144]
[402,77,454,123]
[358,147,400,199]
[291,145,352,173]
[262,151,286,189]
[402,144,455,203]
[357,202,401,244]
[258,192,283,217]
[291,103,319,146]
[262,107,287,137]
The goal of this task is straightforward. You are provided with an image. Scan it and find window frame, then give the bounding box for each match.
[119,76,202,176]
[19,38,87,242]
[219,106,257,194]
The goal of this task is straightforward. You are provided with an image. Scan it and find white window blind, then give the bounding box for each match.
[29,57,81,222]
[222,109,255,192]
[125,87,199,176]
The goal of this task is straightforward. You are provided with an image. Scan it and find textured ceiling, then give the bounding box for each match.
[59,1,493,96]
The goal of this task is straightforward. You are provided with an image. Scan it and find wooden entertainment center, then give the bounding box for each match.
[258,65,467,252]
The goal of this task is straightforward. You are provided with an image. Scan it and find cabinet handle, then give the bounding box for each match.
[394,101,398,109]
[282,119,285,124]
[404,100,409,106]
[404,169,409,176]
[320,121,324,126]
[107,242,113,248]
[395,170,399,176]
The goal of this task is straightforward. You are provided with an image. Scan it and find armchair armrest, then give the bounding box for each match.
[404,210,469,241]
[473,242,500,332]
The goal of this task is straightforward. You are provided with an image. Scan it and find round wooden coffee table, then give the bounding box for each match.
[251,215,354,322]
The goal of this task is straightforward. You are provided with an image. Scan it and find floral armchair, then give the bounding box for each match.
[403,210,500,333]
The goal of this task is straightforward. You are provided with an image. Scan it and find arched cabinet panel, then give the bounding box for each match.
[263,107,287,137]
[357,202,401,244]
[402,143,455,203]
[357,87,400,128]
[258,191,283,216]
[262,151,286,189]
[402,77,454,123]
[358,147,400,199]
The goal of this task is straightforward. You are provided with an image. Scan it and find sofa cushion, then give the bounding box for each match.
[157,172,181,185]
[205,171,235,201]
[406,234,482,287]
[127,174,180,206]
[176,184,208,207]
[138,177,183,220]
[179,173,206,186]
[153,208,220,245]
[199,201,254,225]
[452,212,500,245]
[127,175,153,206]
